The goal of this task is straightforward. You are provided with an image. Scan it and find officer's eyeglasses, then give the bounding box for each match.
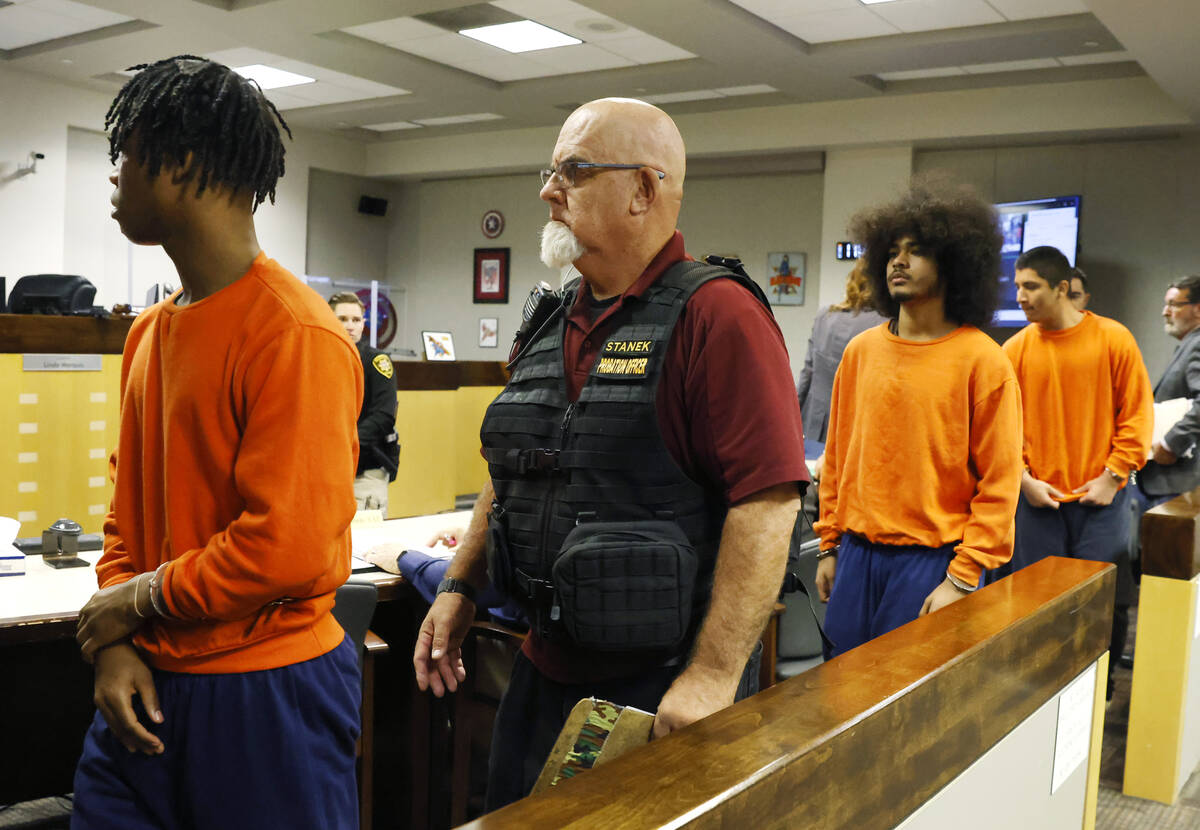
[1165,300,1198,310]
[539,161,666,188]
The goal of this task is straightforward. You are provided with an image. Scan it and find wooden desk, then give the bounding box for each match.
[0,511,470,819]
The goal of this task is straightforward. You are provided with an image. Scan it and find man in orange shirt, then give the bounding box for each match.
[1004,245,1152,695]
[815,179,1022,657]
[70,57,363,829]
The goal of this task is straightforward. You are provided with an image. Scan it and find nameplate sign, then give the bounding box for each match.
[1051,662,1096,794]
[23,354,103,372]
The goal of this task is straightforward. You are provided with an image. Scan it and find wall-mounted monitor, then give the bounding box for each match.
[993,195,1081,326]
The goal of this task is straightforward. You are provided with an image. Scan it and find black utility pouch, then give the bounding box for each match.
[485,508,513,599]
[551,520,699,652]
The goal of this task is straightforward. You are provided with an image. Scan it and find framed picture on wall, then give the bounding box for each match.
[767,251,805,306]
[474,247,510,303]
[479,317,499,348]
[421,331,456,361]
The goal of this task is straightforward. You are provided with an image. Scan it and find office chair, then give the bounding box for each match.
[332,581,386,830]
[776,537,827,680]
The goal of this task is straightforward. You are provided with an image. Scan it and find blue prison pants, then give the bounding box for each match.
[823,533,957,659]
[71,634,360,830]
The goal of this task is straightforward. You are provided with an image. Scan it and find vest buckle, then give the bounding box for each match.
[518,448,561,475]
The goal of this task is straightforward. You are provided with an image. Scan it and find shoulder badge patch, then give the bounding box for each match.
[372,353,394,379]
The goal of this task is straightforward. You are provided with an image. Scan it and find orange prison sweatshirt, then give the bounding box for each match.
[815,325,1023,585]
[96,252,364,673]
[1003,311,1152,499]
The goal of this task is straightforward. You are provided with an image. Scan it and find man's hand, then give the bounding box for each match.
[1152,442,1179,466]
[919,577,971,616]
[413,592,475,696]
[363,544,404,575]
[652,666,739,739]
[426,528,465,550]
[815,554,836,602]
[1021,471,1065,509]
[77,574,152,662]
[812,452,825,483]
[93,642,164,755]
[1074,471,1121,506]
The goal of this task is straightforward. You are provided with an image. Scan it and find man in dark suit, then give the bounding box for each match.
[1138,274,1200,503]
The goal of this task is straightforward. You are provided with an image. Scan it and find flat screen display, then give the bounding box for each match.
[993,195,1081,326]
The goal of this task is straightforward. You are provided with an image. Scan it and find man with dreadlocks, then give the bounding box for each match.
[70,56,364,829]
[814,177,1022,657]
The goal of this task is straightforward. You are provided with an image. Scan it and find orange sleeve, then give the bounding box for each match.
[95,450,136,590]
[159,325,363,621]
[948,376,1023,585]
[814,361,844,551]
[1104,328,1153,480]
[95,314,148,591]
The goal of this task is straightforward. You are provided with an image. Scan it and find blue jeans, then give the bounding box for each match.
[823,534,956,659]
[72,635,361,830]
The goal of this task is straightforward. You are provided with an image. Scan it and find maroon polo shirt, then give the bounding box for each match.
[521,230,809,684]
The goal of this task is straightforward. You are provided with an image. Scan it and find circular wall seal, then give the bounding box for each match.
[481,209,505,239]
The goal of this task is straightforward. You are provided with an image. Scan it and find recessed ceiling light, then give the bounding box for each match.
[860,0,903,4]
[363,121,423,132]
[459,20,581,53]
[1083,40,1100,47]
[233,64,315,90]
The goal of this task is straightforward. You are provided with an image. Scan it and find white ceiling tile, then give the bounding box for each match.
[262,90,312,111]
[32,0,129,27]
[415,113,504,126]
[341,17,446,45]
[0,0,130,49]
[773,9,900,43]
[205,47,264,67]
[491,0,589,20]
[714,84,778,96]
[877,66,967,81]
[731,0,858,16]
[393,32,502,64]
[534,13,635,43]
[529,43,633,72]
[362,121,423,132]
[642,89,724,104]
[984,0,1088,20]
[868,0,1004,33]
[962,57,1060,73]
[598,33,695,63]
[1058,50,1132,66]
[455,56,549,81]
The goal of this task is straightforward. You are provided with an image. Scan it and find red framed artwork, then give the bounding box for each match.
[474,247,510,304]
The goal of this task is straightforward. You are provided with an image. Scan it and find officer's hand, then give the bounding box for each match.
[1021,474,1065,509]
[1074,472,1119,507]
[919,577,971,617]
[652,667,737,739]
[815,554,836,602]
[413,592,474,696]
[93,641,164,755]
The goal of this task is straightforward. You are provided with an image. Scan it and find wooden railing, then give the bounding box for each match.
[463,557,1114,829]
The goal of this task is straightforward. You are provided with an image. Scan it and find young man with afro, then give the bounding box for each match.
[71,56,364,829]
[814,178,1023,656]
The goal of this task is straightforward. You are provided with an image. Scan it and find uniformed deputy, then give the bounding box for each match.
[329,292,400,514]
[411,98,809,810]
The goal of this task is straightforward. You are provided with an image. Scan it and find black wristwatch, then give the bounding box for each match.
[436,577,477,603]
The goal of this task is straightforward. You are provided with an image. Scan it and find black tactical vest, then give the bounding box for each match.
[480,259,771,639]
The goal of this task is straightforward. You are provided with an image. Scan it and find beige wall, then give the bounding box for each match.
[305,168,398,284]
[678,171,825,371]
[916,135,1200,375]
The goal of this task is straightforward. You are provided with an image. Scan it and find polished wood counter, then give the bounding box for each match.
[0,313,507,388]
[0,312,133,353]
[465,557,1114,830]
[1141,490,1200,580]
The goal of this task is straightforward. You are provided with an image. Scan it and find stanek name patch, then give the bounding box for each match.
[603,339,653,354]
